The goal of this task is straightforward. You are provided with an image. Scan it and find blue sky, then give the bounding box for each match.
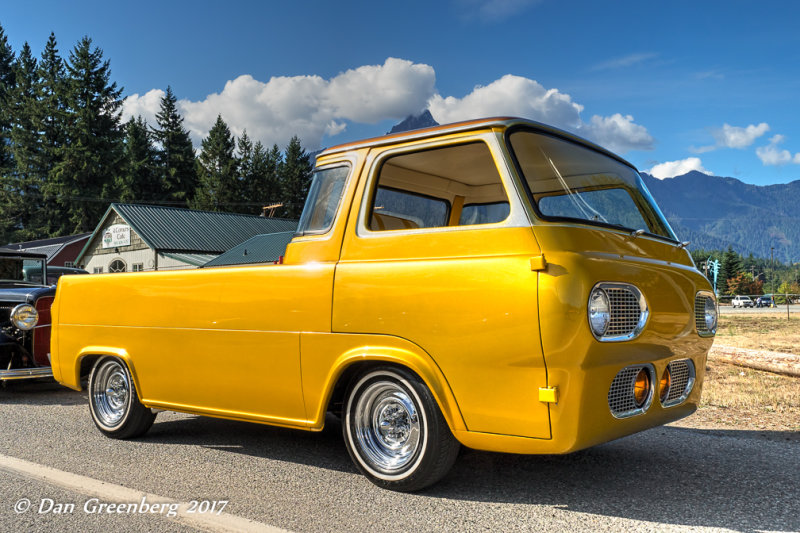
[2,0,799,185]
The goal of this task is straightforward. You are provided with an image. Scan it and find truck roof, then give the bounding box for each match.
[318,116,634,169]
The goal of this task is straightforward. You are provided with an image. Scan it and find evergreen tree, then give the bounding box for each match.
[6,43,40,240]
[719,245,743,294]
[243,140,282,216]
[35,32,68,234]
[49,36,124,234]
[0,24,16,241]
[153,86,197,207]
[278,136,312,219]
[191,115,239,211]
[118,116,160,203]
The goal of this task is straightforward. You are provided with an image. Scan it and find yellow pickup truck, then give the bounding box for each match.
[50,117,716,491]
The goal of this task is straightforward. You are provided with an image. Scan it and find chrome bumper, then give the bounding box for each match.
[0,367,53,380]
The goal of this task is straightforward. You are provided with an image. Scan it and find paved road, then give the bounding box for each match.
[1,381,798,532]
[720,303,800,315]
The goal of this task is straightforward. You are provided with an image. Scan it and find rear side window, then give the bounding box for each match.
[367,142,509,232]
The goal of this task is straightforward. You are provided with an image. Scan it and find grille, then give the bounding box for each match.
[608,365,653,418]
[592,283,647,341]
[662,359,695,407]
[605,287,642,337]
[0,304,13,326]
[695,293,716,337]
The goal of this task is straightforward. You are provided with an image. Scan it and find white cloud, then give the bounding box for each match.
[692,122,770,153]
[121,88,164,127]
[457,0,540,21]
[428,74,584,130]
[122,59,653,155]
[713,122,770,149]
[122,58,436,150]
[756,134,800,166]
[648,157,712,179]
[428,75,653,153]
[578,114,654,154]
[591,53,658,72]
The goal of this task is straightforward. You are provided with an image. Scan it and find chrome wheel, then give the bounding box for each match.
[342,366,461,491]
[91,359,130,428]
[88,357,155,439]
[352,382,422,474]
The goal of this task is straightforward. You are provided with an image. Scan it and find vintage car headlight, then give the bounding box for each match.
[704,296,718,333]
[11,303,39,330]
[588,288,611,337]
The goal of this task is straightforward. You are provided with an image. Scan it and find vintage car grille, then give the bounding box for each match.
[662,359,695,407]
[594,283,648,342]
[608,364,653,418]
[695,293,716,336]
[0,304,13,326]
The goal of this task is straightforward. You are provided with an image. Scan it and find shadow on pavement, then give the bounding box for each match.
[142,414,798,532]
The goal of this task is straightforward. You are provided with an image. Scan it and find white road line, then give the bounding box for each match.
[0,453,291,533]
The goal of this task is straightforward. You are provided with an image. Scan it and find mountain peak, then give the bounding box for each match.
[388,110,439,134]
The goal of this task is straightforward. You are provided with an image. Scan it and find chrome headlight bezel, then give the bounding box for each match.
[588,287,611,337]
[695,291,717,337]
[10,303,39,331]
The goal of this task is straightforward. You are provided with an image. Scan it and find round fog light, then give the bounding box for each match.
[634,368,651,408]
[11,303,39,330]
[659,367,671,403]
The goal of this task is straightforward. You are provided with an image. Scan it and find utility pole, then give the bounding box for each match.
[771,246,775,297]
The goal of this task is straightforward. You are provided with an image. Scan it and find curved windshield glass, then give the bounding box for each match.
[508,130,676,240]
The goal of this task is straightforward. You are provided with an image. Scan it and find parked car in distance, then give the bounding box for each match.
[756,294,775,308]
[731,295,754,308]
[50,117,717,491]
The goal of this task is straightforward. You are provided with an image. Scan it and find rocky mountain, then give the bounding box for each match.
[388,110,439,134]
[642,171,800,261]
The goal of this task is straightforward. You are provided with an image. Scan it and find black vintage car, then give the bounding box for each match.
[0,251,87,381]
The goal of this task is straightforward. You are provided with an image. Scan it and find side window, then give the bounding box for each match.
[367,142,509,232]
[297,165,350,235]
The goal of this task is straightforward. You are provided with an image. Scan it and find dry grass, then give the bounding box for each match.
[716,314,800,355]
[674,314,800,433]
[683,361,800,432]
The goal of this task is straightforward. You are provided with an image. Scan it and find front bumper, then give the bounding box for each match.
[0,367,53,380]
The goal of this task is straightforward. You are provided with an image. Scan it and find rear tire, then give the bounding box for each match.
[342,366,460,492]
[88,357,155,439]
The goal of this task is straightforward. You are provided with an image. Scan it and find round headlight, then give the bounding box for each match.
[704,297,717,333]
[588,288,611,337]
[11,303,38,330]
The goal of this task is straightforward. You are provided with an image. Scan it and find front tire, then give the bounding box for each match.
[88,357,155,439]
[342,366,460,491]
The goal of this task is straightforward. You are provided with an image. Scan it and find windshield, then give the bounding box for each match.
[0,257,46,284]
[507,129,676,240]
[296,165,350,234]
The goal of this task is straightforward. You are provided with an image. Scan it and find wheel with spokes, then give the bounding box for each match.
[88,357,155,439]
[342,366,460,491]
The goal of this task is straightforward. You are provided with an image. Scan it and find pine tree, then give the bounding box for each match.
[278,136,312,219]
[0,24,16,241]
[36,32,68,235]
[153,86,197,207]
[7,43,40,240]
[719,246,743,294]
[191,115,239,211]
[118,116,160,203]
[49,36,124,234]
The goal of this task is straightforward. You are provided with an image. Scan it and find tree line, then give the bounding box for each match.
[0,24,312,245]
[691,247,800,297]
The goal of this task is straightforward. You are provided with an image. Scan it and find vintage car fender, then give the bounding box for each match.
[299,332,468,433]
[61,346,140,394]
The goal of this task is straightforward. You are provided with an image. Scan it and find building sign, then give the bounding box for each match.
[102,224,131,249]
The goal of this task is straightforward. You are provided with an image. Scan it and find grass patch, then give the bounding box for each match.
[716,314,800,355]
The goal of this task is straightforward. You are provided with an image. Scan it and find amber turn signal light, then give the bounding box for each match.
[633,368,651,407]
[659,367,671,403]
